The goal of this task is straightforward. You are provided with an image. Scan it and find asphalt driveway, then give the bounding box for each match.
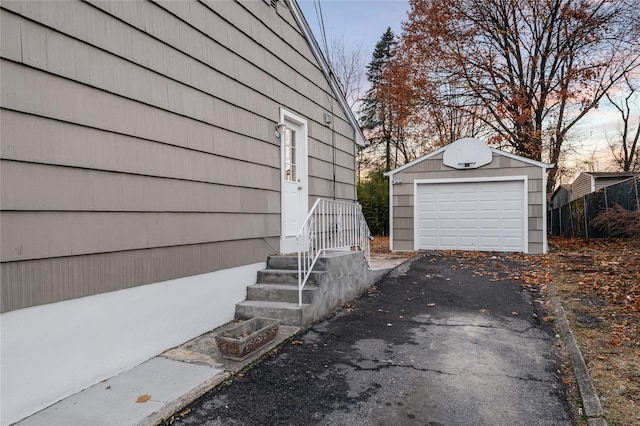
[173,252,575,426]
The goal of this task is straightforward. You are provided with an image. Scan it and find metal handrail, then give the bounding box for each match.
[296,198,372,305]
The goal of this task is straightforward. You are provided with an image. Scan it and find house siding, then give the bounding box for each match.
[0,0,356,313]
[551,186,572,209]
[391,152,545,254]
[594,176,636,191]
[571,173,594,199]
[1,239,274,313]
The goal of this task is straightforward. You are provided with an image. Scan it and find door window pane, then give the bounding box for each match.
[284,128,296,182]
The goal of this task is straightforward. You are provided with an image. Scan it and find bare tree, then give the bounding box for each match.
[399,0,640,191]
[326,35,365,110]
[606,75,640,171]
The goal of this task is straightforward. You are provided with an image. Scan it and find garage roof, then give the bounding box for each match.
[384,143,554,177]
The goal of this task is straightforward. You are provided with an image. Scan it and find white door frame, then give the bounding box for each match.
[279,108,309,254]
[413,176,529,253]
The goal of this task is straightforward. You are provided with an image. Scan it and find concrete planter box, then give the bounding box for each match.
[214,318,279,361]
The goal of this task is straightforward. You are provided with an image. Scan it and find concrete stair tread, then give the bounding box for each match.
[260,269,323,274]
[250,283,319,290]
[236,300,310,310]
[267,255,327,271]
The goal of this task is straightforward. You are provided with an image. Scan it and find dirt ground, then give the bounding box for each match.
[373,236,639,426]
[540,237,640,426]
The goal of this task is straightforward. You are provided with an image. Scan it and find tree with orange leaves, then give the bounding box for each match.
[398,0,640,190]
[360,27,438,173]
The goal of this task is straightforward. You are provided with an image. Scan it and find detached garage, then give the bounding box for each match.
[384,138,553,254]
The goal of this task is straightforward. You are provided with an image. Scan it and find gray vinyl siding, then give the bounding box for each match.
[1,238,278,313]
[551,186,572,209]
[0,0,357,312]
[391,152,545,254]
[594,176,635,191]
[571,173,594,199]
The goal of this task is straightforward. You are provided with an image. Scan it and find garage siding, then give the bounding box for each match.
[391,152,545,254]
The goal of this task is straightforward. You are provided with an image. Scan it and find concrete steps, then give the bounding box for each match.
[257,269,322,285]
[266,255,327,271]
[234,251,376,328]
[235,255,325,327]
[235,300,311,327]
[246,283,318,304]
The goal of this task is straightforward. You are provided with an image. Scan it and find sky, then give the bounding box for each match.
[298,0,409,64]
[296,0,633,178]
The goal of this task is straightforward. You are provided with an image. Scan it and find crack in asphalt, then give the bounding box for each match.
[343,359,555,384]
[341,360,458,376]
[410,320,552,340]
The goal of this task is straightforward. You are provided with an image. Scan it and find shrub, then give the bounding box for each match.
[357,170,389,236]
[590,204,640,239]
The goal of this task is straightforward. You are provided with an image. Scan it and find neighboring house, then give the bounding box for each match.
[571,171,639,200]
[550,184,573,209]
[384,138,553,255]
[0,1,366,424]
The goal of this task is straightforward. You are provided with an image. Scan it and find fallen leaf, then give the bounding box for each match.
[610,340,622,347]
[480,309,487,313]
[179,408,191,416]
[596,355,609,361]
[511,311,519,316]
[136,395,151,403]
[426,303,436,307]
[542,317,553,322]
[291,340,303,345]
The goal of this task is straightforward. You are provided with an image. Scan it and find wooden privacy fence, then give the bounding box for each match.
[548,176,639,238]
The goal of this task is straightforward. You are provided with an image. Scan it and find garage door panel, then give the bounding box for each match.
[459,236,479,246]
[416,180,525,252]
[438,237,458,248]
[479,218,500,228]
[479,236,500,247]
[458,218,478,229]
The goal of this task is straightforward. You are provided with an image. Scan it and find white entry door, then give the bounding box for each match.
[280,110,308,254]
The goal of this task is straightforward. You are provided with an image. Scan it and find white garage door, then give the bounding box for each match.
[415,179,526,252]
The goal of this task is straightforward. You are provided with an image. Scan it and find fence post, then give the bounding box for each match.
[603,188,609,237]
[569,202,574,237]
[635,176,639,211]
[584,196,589,239]
[558,207,562,236]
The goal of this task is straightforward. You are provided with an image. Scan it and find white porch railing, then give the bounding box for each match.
[296,198,372,306]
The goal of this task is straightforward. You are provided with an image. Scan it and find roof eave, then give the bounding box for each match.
[384,146,554,176]
[288,0,367,147]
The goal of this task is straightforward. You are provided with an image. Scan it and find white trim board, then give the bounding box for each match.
[385,146,553,177]
[412,176,529,253]
[1,262,264,425]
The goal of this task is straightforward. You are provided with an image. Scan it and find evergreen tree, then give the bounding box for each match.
[360,28,397,172]
[357,170,389,236]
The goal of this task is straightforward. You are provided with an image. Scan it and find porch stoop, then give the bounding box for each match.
[235,251,380,327]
